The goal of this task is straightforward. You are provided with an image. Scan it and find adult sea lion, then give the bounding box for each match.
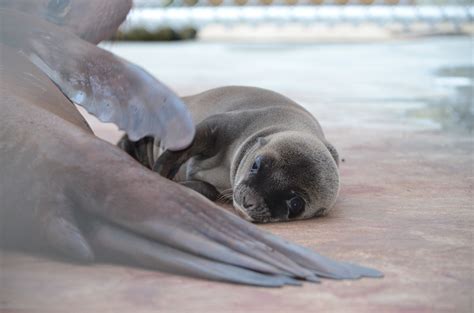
[0,0,382,286]
[120,86,340,223]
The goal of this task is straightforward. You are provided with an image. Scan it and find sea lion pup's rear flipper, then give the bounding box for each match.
[153,119,221,179]
[0,9,195,151]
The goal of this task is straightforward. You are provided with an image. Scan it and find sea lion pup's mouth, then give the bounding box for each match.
[232,200,255,222]
[232,184,272,223]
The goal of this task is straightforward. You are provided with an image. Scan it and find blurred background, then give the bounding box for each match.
[117,0,473,41]
[90,0,473,143]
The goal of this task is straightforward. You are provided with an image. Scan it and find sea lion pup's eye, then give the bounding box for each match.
[287,196,305,218]
[250,156,262,175]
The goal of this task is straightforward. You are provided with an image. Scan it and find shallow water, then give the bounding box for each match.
[409,65,473,133]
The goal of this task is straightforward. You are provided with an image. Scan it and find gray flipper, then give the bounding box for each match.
[153,119,220,178]
[0,9,195,151]
[117,135,156,169]
[89,220,302,287]
[118,131,221,200]
[223,212,384,279]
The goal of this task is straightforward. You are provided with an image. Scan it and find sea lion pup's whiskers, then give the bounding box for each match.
[217,188,234,203]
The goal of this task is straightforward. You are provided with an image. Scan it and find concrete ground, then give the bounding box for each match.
[1,37,473,312]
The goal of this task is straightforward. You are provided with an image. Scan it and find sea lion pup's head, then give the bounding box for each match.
[232,131,339,223]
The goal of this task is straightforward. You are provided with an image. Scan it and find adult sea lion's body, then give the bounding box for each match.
[1,0,381,286]
[122,87,340,223]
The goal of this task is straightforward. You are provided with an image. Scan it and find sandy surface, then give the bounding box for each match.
[1,37,473,312]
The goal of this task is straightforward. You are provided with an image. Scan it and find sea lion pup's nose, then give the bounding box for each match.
[242,196,255,209]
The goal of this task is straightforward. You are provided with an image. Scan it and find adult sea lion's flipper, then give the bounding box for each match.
[88,220,302,287]
[0,9,195,151]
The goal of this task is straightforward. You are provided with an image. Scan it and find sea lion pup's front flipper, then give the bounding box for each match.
[153,118,221,178]
[117,135,156,169]
[0,9,195,151]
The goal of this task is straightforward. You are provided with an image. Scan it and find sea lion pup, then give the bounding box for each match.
[119,86,340,223]
[1,2,382,286]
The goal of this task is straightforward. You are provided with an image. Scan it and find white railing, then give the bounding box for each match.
[123,5,473,29]
[133,0,471,6]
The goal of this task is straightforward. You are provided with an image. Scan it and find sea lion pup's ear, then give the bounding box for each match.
[0,0,133,44]
[257,137,268,147]
[324,141,340,166]
[0,9,195,151]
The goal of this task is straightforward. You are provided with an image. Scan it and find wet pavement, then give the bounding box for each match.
[1,36,473,312]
